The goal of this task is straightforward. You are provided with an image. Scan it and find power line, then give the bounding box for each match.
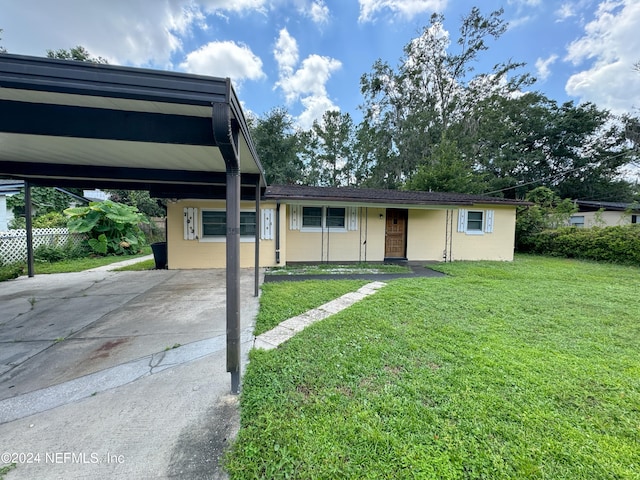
[482,150,635,196]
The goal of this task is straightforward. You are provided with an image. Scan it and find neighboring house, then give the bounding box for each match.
[570,200,640,228]
[166,185,529,269]
[0,180,23,231]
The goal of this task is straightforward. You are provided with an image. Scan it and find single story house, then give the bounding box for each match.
[569,200,640,228]
[166,185,529,269]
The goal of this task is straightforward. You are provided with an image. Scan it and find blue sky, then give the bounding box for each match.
[1,0,639,129]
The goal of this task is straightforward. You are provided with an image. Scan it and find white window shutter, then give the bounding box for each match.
[457,209,467,232]
[261,209,274,240]
[183,207,198,240]
[485,210,494,233]
[289,205,301,230]
[347,206,358,231]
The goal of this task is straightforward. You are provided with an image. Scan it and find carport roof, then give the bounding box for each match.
[0,53,265,197]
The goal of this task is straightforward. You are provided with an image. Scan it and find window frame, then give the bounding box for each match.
[200,209,257,242]
[465,210,485,235]
[300,206,347,232]
[570,215,585,228]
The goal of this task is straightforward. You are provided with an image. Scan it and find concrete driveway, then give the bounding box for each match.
[0,268,260,479]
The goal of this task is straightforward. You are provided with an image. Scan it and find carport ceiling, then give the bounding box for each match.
[0,53,265,197]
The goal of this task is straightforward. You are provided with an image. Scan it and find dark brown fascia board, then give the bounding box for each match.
[263,191,531,207]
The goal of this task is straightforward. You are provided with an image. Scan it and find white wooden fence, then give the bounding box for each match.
[0,228,85,265]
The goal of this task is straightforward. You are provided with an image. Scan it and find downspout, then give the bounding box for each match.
[326,206,330,263]
[254,180,260,297]
[212,98,242,394]
[275,202,281,264]
[25,181,34,277]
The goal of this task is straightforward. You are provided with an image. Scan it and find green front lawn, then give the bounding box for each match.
[227,255,640,479]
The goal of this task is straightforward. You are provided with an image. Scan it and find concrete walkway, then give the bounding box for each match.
[254,281,387,350]
[84,254,154,272]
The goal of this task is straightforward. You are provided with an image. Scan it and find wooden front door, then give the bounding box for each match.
[384,209,407,258]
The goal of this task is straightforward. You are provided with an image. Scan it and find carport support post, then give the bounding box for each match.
[227,171,241,393]
[25,181,35,277]
[213,99,243,394]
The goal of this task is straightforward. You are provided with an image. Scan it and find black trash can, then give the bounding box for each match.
[150,242,167,269]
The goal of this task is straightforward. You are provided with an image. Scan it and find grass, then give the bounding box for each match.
[255,280,370,335]
[226,255,640,479]
[0,247,152,280]
[113,258,157,271]
[0,463,16,479]
[267,262,411,276]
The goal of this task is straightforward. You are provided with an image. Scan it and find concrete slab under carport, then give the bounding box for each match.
[0,268,260,479]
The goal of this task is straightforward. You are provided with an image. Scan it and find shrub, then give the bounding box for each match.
[34,245,67,263]
[529,225,640,265]
[0,262,24,281]
[33,241,92,263]
[64,200,148,255]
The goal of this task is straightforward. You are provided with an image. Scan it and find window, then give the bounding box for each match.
[326,207,346,228]
[302,206,323,228]
[570,215,584,227]
[458,209,494,234]
[301,206,346,231]
[466,211,484,232]
[201,210,256,239]
[632,215,638,224]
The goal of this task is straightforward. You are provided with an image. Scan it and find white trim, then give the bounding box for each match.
[261,208,274,240]
[300,206,348,233]
[457,209,466,233]
[289,205,301,230]
[199,208,257,242]
[347,206,358,231]
[485,210,494,233]
[183,207,198,240]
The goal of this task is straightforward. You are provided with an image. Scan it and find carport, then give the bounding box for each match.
[0,53,266,393]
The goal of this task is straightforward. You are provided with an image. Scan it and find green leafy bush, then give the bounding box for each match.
[9,211,69,229]
[529,225,640,265]
[33,242,91,263]
[64,200,148,255]
[0,262,24,281]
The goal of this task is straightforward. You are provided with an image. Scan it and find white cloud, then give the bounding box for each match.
[564,0,640,113]
[274,29,299,78]
[298,96,340,129]
[555,2,577,21]
[273,29,341,128]
[180,41,265,85]
[309,1,330,25]
[358,0,448,23]
[507,0,542,7]
[276,54,342,104]
[535,54,559,81]
[0,1,268,69]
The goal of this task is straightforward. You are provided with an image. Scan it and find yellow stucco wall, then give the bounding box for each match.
[166,199,277,269]
[167,201,517,267]
[450,206,516,261]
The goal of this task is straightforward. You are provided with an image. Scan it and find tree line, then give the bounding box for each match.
[251,8,639,203]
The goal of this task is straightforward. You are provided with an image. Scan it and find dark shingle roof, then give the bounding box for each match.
[576,200,640,212]
[264,185,529,207]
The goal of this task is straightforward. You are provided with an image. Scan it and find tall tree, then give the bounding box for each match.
[250,107,303,185]
[0,28,6,53]
[464,92,634,200]
[46,45,107,64]
[359,7,530,189]
[303,110,357,186]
